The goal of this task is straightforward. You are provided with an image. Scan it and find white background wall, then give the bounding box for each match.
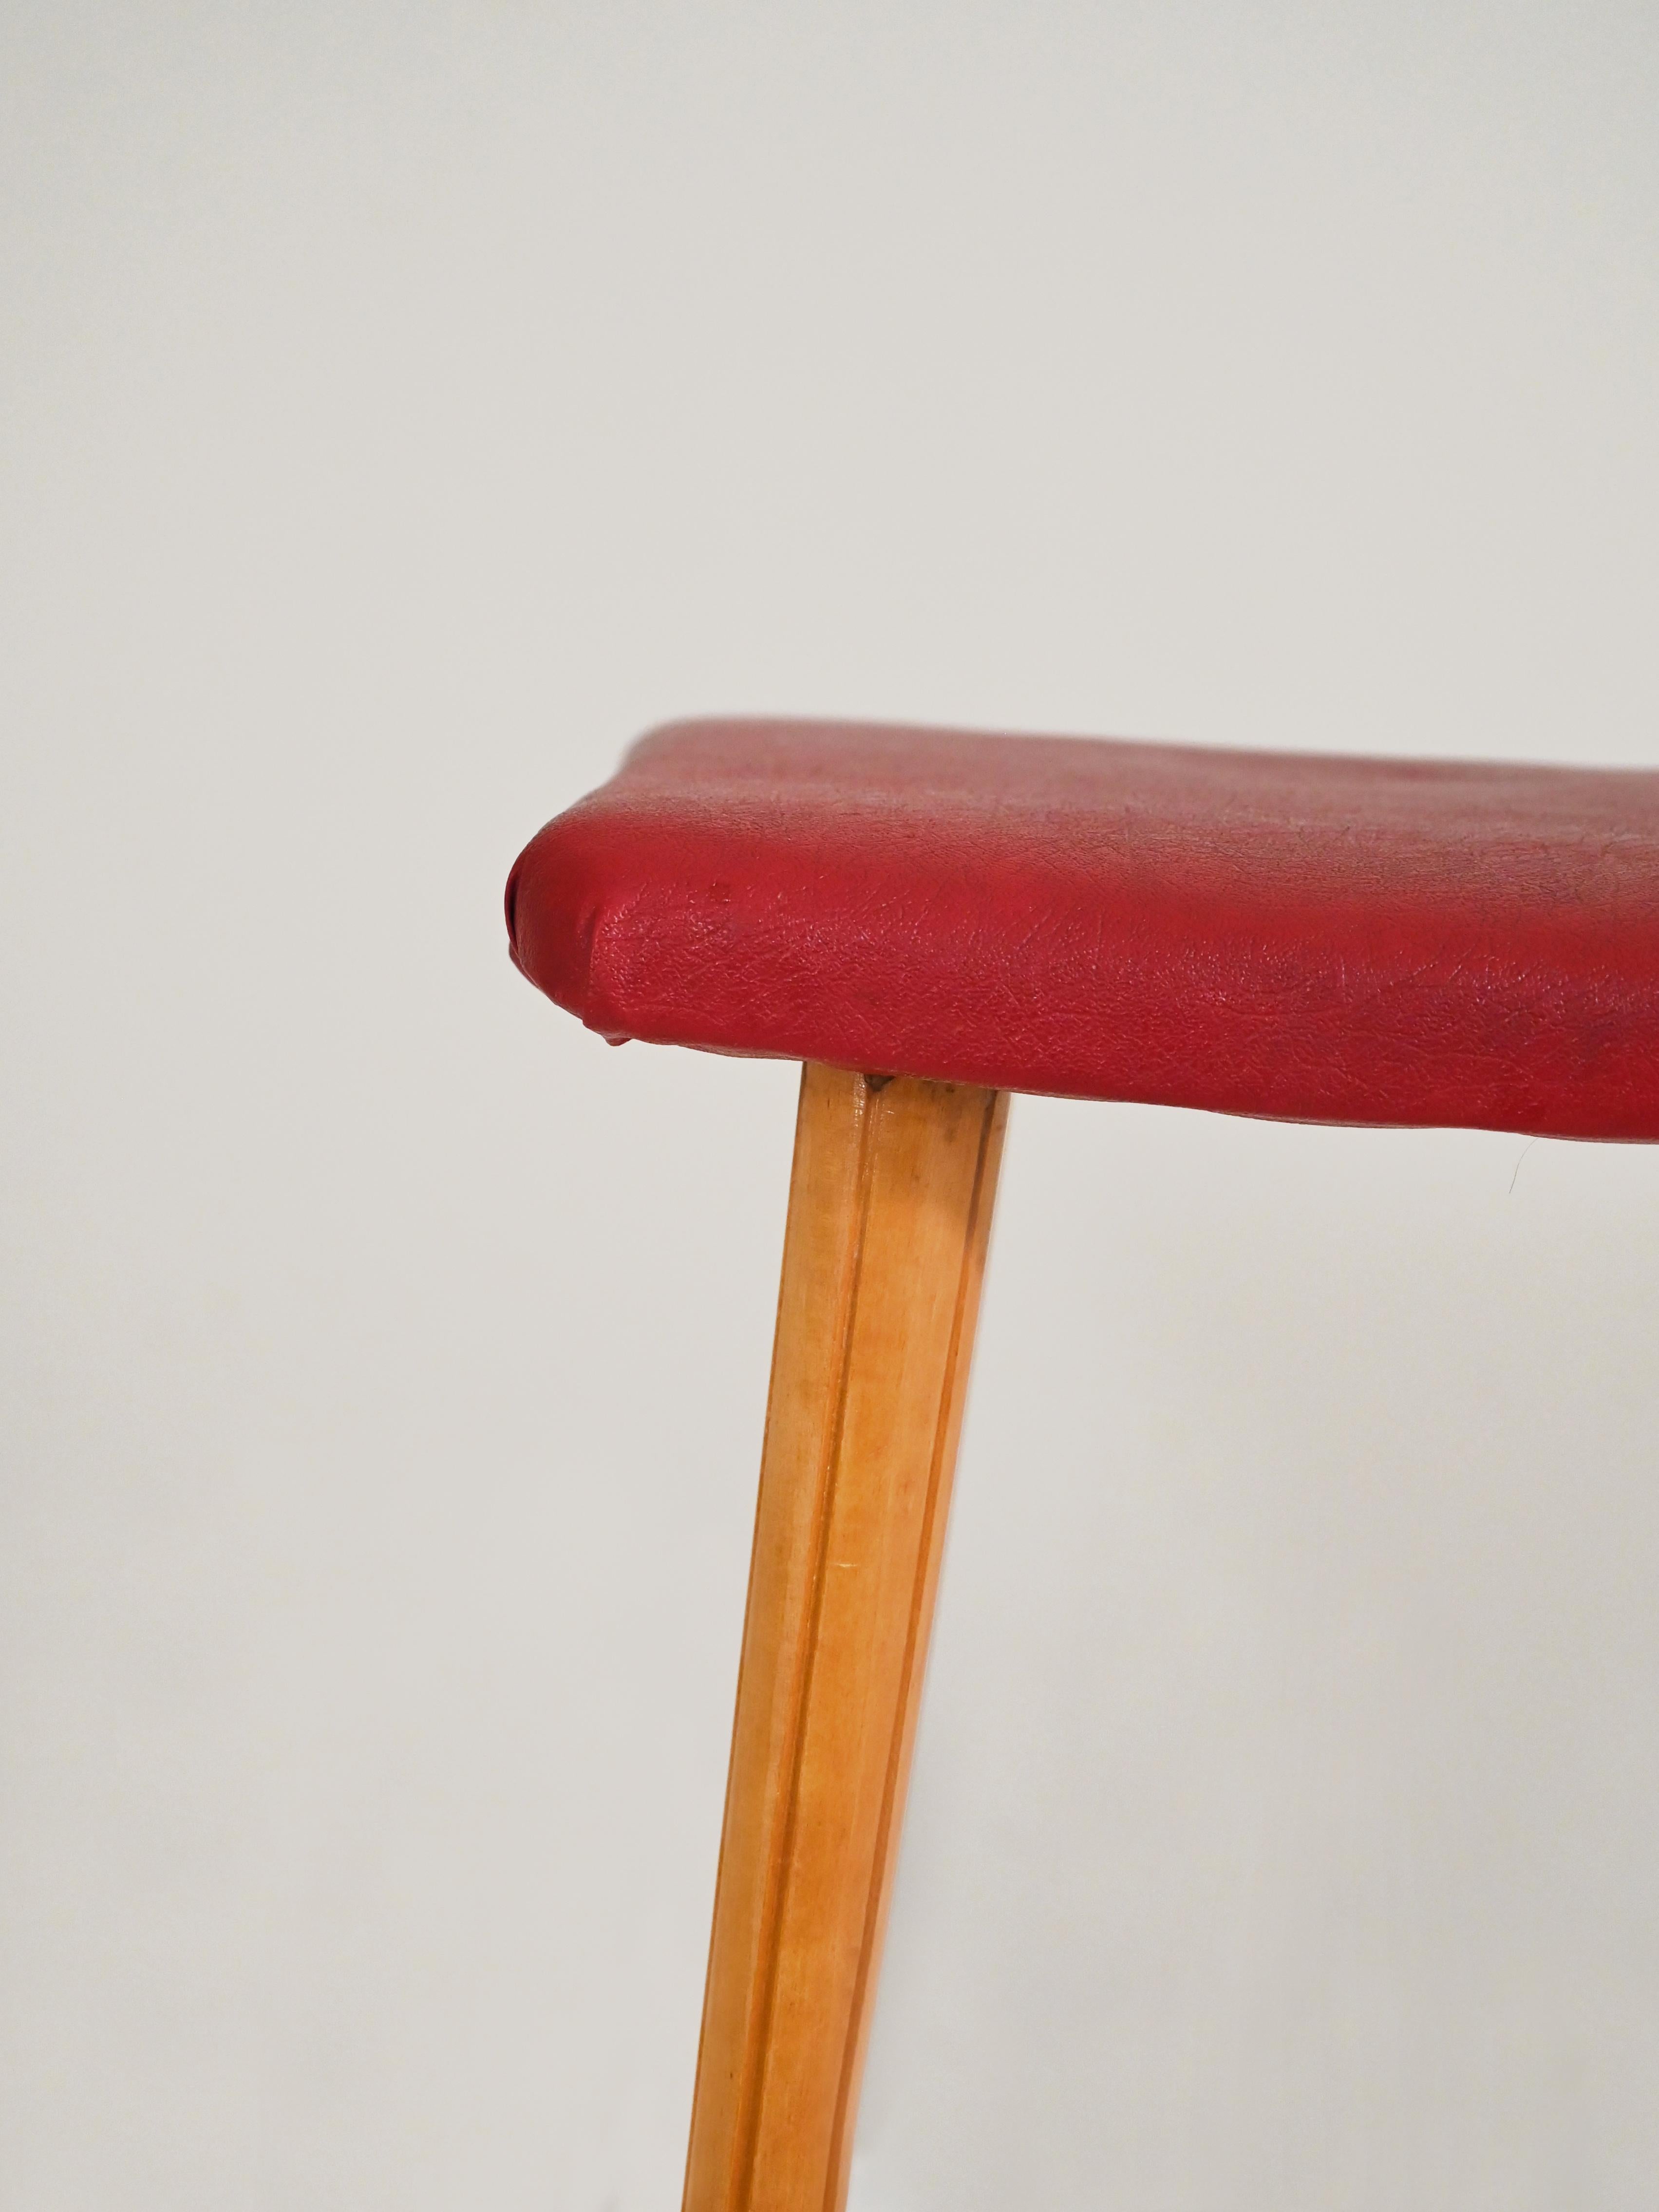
[4,5,1659,2206]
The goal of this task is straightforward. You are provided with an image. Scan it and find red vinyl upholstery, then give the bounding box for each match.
[506,718,1659,1139]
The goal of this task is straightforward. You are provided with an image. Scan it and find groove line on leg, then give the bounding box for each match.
[731,1076,882,2212]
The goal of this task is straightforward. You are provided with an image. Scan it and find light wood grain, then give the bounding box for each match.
[683,1064,1008,2212]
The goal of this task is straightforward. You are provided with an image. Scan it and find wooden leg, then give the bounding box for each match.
[683,1064,1008,2212]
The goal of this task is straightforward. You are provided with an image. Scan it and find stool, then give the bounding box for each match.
[506,717,1659,2212]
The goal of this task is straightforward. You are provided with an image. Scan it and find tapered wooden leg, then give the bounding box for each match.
[683,1064,1008,2212]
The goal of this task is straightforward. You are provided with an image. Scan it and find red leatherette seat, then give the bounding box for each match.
[506,718,1659,1140]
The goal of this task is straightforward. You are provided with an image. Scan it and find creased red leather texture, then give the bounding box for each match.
[505,718,1659,1139]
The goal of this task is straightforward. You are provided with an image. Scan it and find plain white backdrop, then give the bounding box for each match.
[4,4,1659,2205]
